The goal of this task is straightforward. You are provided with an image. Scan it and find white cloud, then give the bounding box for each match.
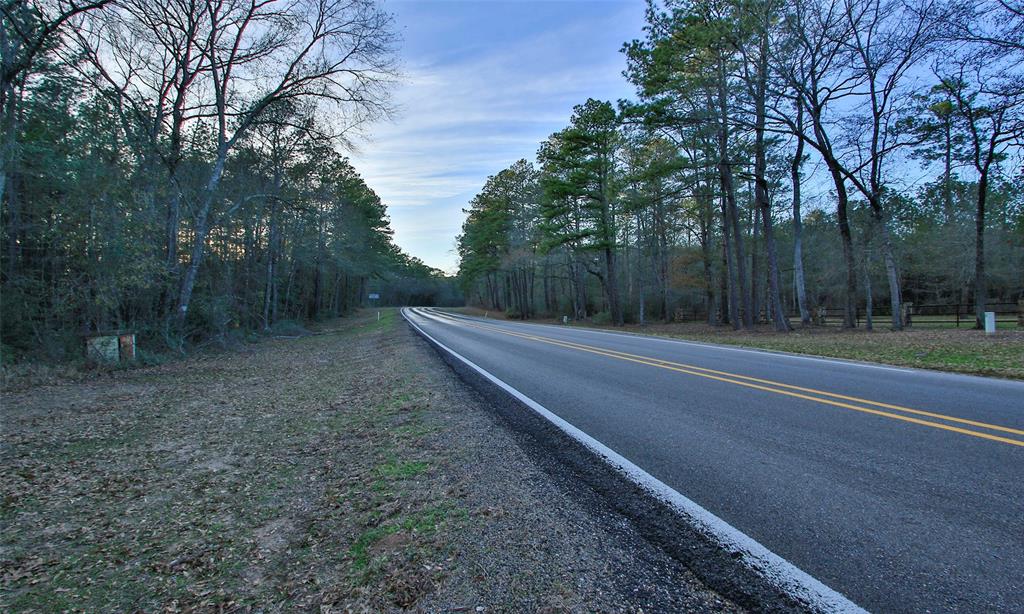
[348,1,645,273]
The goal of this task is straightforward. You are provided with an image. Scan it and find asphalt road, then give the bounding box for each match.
[404,307,1024,613]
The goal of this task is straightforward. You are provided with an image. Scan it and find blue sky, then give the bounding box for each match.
[348,0,647,273]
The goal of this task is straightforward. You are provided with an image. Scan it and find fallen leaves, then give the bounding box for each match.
[1,310,462,612]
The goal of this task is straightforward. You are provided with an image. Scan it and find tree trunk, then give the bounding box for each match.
[791,107,811,325]
[261,203,277,331]
[624,217,633,313]
[760,201,790,331]
[751,30,790,333]
[543,258,552,314]
[974,167,989,328]
[716,65,751,329]
[721,210,736,328]
[751,196,761,323]
[863,240,873,331]
[175,148,229,325]
[824,161,857,328]
[527,267,535,318]
[868,199,903,330]
[262,170,282,330]
[604,245,623,326]
[699,187,717,325]
[573,257,587,319]
[166,189,182,269]
[2,78,21,278]
[634,210,647,326]
[658,234,668,321]
[943,118,954,223]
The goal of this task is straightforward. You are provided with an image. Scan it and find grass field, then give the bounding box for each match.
[454,307,1024,380]
[1,310,464,611]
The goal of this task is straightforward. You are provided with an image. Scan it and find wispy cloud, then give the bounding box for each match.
[348,0,645,273]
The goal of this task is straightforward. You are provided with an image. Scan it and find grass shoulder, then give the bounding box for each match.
[451,307,1024,380]
[1,308,463,611]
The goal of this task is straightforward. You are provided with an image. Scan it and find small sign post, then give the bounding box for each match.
[368,292,380,321]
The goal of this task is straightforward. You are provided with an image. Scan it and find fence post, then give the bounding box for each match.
[1018,300,1023,328]
[955,303,960,328]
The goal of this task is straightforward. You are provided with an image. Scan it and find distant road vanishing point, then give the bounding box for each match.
[403,307,1024,613]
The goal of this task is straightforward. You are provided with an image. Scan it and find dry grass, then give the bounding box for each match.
[1,309,462,612]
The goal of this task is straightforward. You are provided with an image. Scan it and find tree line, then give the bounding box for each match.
[1,0,455,362]
[458,0,1023,331]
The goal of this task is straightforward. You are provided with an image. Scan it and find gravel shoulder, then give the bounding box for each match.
[1,308,738,612]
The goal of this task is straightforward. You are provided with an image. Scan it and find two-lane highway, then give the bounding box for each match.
[404,307,1024,613]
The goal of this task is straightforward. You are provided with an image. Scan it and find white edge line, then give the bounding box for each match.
[402,308,866,614]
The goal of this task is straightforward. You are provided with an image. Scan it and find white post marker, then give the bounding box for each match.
[985,311,996,335]
[377,311,381,322]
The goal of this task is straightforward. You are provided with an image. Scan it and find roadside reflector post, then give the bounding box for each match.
[377,311,381,322]
[985,311,996,335]
[563,315,569,325]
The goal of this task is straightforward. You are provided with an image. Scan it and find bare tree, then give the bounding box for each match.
[773,0,939,330]
[945,0,1024,57]
[835,0,940,330]
[1,0,111,108]
[74,0,213,277]
[75,0,397,334]
[772,0,862,328]
[737,0,792,331]
[937,0,1024,328]
[790,100,812,325]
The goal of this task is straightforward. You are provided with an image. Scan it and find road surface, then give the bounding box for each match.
[403,307,1023,613]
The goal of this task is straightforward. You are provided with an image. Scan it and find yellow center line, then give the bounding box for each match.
[421,310,1024,448]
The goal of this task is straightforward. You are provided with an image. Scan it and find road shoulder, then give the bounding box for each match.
[1,309,737,612]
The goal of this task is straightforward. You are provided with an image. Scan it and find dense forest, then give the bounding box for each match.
[1,0,458,362]
[458,0,1024,331]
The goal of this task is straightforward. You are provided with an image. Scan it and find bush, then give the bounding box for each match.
[135,348,172,367]
[268,319,311,337]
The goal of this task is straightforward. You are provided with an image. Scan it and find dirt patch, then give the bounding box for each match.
[1,308,739,612]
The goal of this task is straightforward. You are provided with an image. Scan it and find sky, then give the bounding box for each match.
[347,0,648,274]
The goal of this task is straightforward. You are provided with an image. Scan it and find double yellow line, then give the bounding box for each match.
[422,310,1024,448]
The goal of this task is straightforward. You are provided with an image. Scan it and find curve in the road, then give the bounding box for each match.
[404,307,865,613]
[403,307,1024,614]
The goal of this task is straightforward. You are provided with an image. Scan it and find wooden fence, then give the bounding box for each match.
[668,301,1023,328]
[799,301,1022,328]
